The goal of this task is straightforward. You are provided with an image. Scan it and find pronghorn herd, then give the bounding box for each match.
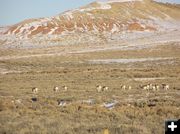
[53,86,68,92]
[95,83,169,93]
[29,83,171,109]
[96,85,109,92]
[32,86,68,94]
[141,83,169,91]
[32,83,170,94]
[96,84,132,92]
[121,85,132,90]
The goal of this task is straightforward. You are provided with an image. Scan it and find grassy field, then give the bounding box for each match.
[0,42,180,134]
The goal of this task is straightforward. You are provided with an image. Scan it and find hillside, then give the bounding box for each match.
[0,0,180,48]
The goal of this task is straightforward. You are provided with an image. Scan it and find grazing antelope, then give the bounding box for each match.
[152,86,156,91]
[141,84,147,90]
[53,86,59,92]
[155,85,160,91]
[162,84,169,90]
[102,86,109,91]
[128,86,132,90]
[166,85,170,90]
[96,85,102,92]
[146,84,150,91]
[32,87,39,93]
[62,86,68,91]
[121,85,126,90]
[143,86,147,90]
[141,84,150,91]
[149,83,153,90]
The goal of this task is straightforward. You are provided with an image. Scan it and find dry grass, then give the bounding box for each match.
[0,42,180,134]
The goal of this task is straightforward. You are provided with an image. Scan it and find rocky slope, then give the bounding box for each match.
[0,0,180,48]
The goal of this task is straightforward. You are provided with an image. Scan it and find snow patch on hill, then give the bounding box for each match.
[98,0,143,3]
[79,2,111,12]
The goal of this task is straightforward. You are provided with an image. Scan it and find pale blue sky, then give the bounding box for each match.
[0,0,179,26]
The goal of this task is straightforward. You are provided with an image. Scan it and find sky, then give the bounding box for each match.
[0,0,179,26]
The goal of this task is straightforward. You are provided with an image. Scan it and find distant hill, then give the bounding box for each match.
[0,0,180,47]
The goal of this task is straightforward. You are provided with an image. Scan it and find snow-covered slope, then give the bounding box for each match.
[0,0,180,48]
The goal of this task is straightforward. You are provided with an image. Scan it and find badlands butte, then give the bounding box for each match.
[0,0,180,134]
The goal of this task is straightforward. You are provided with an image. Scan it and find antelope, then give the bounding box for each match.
[149,83,153,90]
[102,86,109,91]
[143,86,147,90]
[62,86,68,91]
[53,86,59,92]
[162,84,169,90]
[128,86,132,90]
[152,86,156,91]
[141,85,147,90]
[146,84,150,91]
[96,85,102,92]
[141,84,150,91]
[121,85,126,90]
[32,87,39,93]
[155,85,160,91]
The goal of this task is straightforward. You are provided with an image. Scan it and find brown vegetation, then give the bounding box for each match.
[0,42,179,134]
